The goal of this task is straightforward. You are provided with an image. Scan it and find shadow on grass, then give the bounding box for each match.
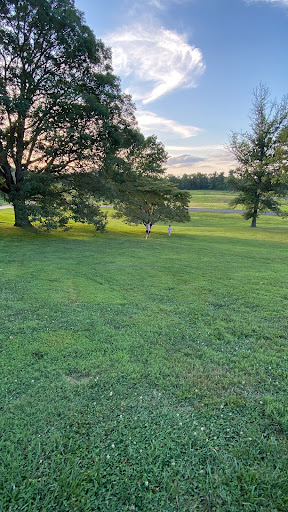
[1,208,288,245]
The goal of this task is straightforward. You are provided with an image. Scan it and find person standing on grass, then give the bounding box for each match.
[168,224,172,236]
[145,222,151,239]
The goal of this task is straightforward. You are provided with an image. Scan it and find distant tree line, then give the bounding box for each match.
[167,172,230,190]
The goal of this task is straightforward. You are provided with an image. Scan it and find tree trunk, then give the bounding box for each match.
[250,203,258,228]
[13,199,33,228]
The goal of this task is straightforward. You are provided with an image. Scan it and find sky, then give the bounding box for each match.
[74,0,288,176]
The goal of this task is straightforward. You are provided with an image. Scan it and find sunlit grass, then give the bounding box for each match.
[188,190,236,209]
[1,207,288,511]
[187,189,288,213]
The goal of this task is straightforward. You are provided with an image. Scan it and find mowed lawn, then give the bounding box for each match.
[188,190,288,212]
[1,207,288,512]
[188,190,236,209]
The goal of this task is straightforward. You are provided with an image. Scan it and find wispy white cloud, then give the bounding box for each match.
[246,0,288,6]
[106,25,205,104]
[145,0,193,7]
[148,0,165,8]
[166,144,225,152]
[136,110,202,138]
[126,0,193,12]
[168,154,204,166]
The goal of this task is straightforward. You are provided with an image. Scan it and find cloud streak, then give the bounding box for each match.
[166,145,225,152]
[168,154,204,166]
[136,110,202,138]
[106,25,205,104]
[126,0,194,13]
[246,0,288,6]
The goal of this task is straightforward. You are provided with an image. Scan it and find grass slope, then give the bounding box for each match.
[1,208,288,511]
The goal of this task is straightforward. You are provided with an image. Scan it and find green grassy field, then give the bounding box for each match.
[1,206,288,512]
[188,190,236,209]
[1,189,287,210]
[187,190,288,212]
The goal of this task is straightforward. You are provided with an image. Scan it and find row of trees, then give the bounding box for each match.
[167,172,229,190]
[0,0,189,231]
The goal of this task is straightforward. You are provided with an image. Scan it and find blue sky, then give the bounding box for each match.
[75,0,288,175]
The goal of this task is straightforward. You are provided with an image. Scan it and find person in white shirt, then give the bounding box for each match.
[145,222,151,239]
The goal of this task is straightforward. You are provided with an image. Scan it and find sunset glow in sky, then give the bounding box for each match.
[75,0,288,175]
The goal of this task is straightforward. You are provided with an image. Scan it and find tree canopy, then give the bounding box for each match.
[0,0,142,230]
[114,175,190,228]
[113,135,190,227]
[228,84,288,227]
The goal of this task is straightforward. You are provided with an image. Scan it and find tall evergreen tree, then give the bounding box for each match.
[228,84,288,227]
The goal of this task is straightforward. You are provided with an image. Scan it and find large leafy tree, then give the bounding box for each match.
[228,84,288,227]
[113,135,190,229]
[0,0,139,229]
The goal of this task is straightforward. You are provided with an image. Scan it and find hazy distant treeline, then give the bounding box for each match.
[167,172,230,190]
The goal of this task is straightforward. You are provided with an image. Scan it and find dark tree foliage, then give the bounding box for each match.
[167,172,229,190]
[113,136,190,227]
[114,176,190,228]
[228,84,288,227]
[0,0,139,230]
